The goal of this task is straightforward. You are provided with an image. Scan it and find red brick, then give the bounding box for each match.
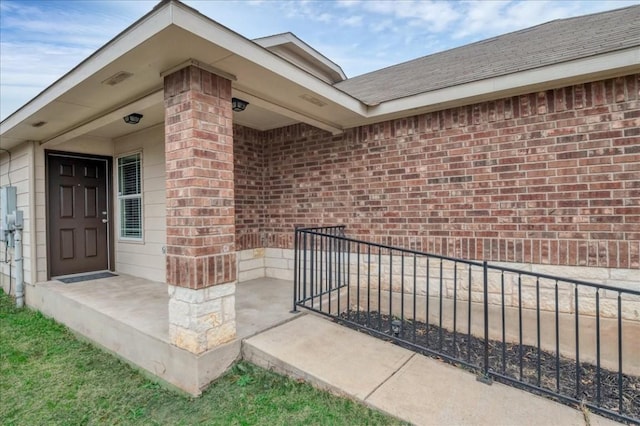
[165,66,235,288]
[230,73,639,271]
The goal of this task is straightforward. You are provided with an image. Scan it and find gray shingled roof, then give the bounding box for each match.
[334,5,640,105]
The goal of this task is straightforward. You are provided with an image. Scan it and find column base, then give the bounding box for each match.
[168,282,236,354]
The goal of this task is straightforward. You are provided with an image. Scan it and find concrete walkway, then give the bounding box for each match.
[243,314,621,426]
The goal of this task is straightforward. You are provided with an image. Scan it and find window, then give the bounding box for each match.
[118,153,142,239]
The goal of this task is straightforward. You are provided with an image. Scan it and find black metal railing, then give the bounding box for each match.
[293,226,640,424]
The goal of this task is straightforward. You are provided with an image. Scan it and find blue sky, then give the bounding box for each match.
[0,0,637,120]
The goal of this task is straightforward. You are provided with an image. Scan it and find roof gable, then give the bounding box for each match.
[254,33,346,84]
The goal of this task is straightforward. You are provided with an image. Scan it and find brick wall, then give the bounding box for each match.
[234,125,264,251]
[253,73,639,269]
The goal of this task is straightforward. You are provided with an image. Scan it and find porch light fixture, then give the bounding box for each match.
[123,113,143,124]
[231,97,249,112]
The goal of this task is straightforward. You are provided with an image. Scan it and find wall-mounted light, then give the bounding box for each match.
[123,113,143,124]
[231,98,249,112]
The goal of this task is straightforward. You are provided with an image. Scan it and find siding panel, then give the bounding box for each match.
[114,125,166,282]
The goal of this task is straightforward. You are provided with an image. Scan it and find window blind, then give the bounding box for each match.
[118,153,142,239]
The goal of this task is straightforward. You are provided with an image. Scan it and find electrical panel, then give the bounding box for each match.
[0,186,17,245]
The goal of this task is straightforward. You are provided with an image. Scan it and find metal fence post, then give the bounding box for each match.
[291,227,299,313]
[477,260,493,384]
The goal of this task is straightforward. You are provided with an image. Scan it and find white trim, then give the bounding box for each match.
[159,59,237,81]
[117,151,144,242]
[171,0,640,124]
[29,141,37,286]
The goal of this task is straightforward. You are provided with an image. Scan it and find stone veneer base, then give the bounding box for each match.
[168,283,237,354]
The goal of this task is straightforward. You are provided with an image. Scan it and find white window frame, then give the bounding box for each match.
[117,151,143,241]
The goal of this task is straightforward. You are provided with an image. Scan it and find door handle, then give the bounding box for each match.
[102,219,108,224]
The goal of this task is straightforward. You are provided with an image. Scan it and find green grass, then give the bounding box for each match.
[0,290,403,425]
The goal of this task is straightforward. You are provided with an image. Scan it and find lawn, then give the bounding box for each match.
[0,291,402,425]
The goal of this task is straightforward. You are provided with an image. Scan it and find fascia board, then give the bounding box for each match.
[0,4,174,136]
[169,3,366,116]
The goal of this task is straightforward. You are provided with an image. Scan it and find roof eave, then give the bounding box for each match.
[342,47,640,128]
[0,1,175,136]
[168,4,361,111]
[0,0,366,147]
[1,0,637,146]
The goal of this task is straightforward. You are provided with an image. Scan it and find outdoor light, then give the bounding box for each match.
[231,97,249,112]
[123,113,143,124]
[391,319,401,336]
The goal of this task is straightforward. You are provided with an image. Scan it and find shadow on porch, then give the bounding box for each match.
[26,275,296,395]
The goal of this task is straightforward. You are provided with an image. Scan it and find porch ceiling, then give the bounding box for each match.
[0,1,363,149]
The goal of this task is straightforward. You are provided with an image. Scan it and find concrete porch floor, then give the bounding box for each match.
[27,275,297,395]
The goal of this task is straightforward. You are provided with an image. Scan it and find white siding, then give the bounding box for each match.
[114,125,166,282]
[0,142,34,292]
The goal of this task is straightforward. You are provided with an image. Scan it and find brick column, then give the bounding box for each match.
[164,65,236,354]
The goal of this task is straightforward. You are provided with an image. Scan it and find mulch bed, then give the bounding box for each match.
[336,311,640,424]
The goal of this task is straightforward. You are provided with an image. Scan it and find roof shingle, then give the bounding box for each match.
[334,5,640,105]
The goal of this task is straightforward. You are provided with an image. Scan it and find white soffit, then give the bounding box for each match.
[43,91,163,146]
[233,89,342,135]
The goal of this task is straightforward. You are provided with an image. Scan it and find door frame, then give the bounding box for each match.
[45,150,115,279]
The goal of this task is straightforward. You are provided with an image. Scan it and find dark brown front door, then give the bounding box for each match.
[47,153,111,277]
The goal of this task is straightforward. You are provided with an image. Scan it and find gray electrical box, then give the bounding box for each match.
[0,186,17,245]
